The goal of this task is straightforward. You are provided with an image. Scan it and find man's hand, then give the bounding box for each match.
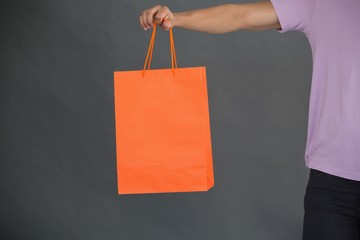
[139,5,174,31]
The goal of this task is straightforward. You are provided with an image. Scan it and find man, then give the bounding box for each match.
[139,1,360,239]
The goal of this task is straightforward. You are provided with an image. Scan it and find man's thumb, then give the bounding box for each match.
[162,19,172,30]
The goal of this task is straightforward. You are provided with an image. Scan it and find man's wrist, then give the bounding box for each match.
[172,12,186,28]
[172,12,179,28]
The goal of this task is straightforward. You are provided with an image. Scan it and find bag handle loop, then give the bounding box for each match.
[142,19,178,77]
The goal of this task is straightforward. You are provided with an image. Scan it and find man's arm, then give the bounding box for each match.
[140,1,281,33]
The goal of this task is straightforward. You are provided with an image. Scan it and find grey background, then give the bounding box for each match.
[0,0,313,239]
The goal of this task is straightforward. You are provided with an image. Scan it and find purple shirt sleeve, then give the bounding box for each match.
[269,0,315,33]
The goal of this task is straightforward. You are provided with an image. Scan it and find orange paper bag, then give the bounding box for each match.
[114,22,214,194]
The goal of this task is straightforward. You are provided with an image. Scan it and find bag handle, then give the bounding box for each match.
[142,19,178,77]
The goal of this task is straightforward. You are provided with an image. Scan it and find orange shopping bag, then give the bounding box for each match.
[114,22,214,194]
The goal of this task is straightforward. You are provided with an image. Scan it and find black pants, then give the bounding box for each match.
[303,169,360,240]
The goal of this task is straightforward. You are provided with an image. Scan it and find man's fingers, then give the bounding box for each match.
[144,5,161,28]
[145,12,154,28]
[139,5,173,31]
[139,15,146,30]
[155,6,171,25]
[142,14,149,29]
[140,14,148,30]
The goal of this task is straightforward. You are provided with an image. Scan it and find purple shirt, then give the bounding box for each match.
[270,0,360,180]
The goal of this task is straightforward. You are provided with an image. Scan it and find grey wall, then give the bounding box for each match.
[0,0,313,239]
